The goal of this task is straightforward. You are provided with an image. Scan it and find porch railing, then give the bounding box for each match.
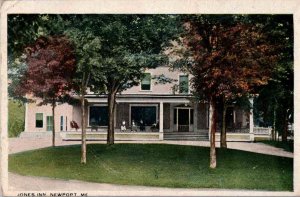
[216,127,249,133]
[253,127,272,135]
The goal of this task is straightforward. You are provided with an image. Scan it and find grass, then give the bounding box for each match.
[8,99,25,137]
[9,144,293,191]
[259,140,294,153]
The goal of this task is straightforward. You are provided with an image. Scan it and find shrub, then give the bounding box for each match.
[8,100,25,137]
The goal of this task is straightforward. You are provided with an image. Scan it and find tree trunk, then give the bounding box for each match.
[272,105,276,141]
[107,90,117,145]
[210,99,217,169]
[52,102,56,147]
[81,94,87,164]
[282,109,288,143]
[220,103,227,148]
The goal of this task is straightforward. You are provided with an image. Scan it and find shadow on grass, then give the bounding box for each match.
[258,140,294,153]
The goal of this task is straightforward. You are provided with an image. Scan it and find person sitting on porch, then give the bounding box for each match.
[121,120,126,132]
[131,120,137,132]
[139,119,145,132]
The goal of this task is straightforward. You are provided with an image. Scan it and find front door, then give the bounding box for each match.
[178,109,190,132]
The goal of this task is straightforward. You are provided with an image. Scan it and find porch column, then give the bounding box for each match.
[249,97,254,141]
[159,101,164,140]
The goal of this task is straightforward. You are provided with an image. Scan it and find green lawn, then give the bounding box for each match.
[9,144,293,191]
[8,99,25,137]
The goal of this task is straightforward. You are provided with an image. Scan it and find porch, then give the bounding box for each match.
[60,94,265,142]
[60,127,271,141]
[84,94,209,137]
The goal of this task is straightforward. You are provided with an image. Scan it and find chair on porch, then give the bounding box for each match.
[151,121,159,132]
[90,119,99,132]
[91,125,99,132]
[70,120,79,131]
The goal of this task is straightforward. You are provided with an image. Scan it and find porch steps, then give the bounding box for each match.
[163,132,209,141]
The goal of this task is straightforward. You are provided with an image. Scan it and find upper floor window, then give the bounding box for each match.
[141,73,151,91]
[179,75,189,94]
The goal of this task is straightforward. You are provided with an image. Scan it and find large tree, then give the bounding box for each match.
[8,14,103,163]
[16,35,76,146]
[250,15,293,143]
[180,15,278,168]
[61,15,105,164]
[68,15,180,145]
[56,15,180,162]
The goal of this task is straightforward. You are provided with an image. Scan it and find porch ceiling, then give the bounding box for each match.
[86,94,194,103]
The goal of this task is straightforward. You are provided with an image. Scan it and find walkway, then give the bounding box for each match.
[6,136,294,196]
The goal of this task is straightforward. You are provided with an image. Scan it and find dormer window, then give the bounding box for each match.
[179,75,189,94]
[141,73,151,91]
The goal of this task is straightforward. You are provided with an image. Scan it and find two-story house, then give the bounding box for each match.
[22,66,271,141]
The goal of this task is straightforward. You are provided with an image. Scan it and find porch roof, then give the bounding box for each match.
[85,94,197,103]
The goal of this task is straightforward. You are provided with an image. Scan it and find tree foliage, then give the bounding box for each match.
[8,100,25,137]
[17,36,75,101]
[178,15,280,168]
[183,16,277,100]
[62,15,180,145]
[16,35,76,146]
[8,14,67,100]
[251,15,293,142]
[8,14,181,162]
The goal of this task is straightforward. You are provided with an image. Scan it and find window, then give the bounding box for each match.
[179,75,189,94]
[131,106,156,126]
[66,116,68,131]
[35,113,43,128]
[141,73,151,90]
[89,106,108,126]
[60,116,64,131]
[46,116,53,131]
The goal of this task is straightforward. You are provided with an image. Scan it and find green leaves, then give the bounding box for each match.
[9,14,181,96]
